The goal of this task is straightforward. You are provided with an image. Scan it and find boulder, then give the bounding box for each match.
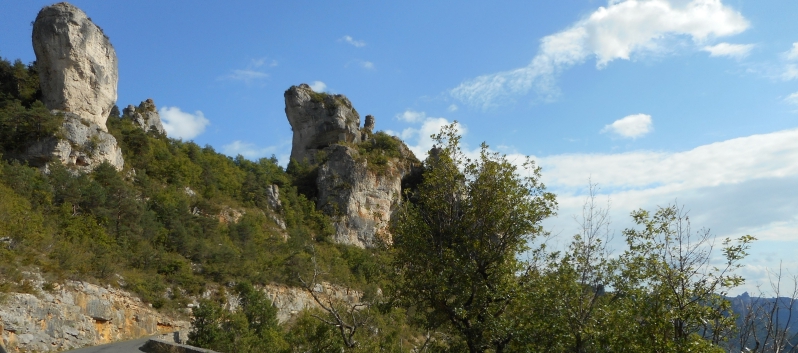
[122,99,166,135]
[32,2,118,130]
[285,84,361,164]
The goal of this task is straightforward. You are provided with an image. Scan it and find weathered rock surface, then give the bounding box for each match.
[316,145,414,248]
[122,99,166,135]
[285,84,361,164]
[23,3,125,172]
[22,112,124,172]
[262,282,362,323]
[32,2,118,130]
[0,280,188,353]
[285,84,419,248]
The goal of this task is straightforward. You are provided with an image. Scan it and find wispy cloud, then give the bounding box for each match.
[160,107,210,140]
[223,70,269,83]
[448,104,459,112]
[786,43,798,61]
[702,42,754,59]
[309,81,327,92]
[361,61,375,70]
[785,92,798,106]
[250,57,278,67]
[782,65,798,81]
[601,114,653,139]
[451,0,750,109]
[340,35,366,48]
[220,57,276,83]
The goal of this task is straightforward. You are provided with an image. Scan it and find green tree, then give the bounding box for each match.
[390,123,556,353]
[612,204,754,353]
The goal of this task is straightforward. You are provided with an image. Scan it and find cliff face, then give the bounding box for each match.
[285,84,420,248]
[316,144,414,247]
[25,2,124,172]
[0,280,188,353]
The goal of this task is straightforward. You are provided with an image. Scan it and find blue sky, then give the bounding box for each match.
[3,0,798,294]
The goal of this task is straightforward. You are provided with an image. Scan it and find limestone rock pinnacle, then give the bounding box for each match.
[285,84,361,164]
[32,2,118,131]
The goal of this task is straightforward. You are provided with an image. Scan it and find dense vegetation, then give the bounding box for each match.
[3,56,796,352]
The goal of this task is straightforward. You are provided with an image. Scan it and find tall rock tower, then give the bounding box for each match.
[285,84,420,248]
[26,2,124,171]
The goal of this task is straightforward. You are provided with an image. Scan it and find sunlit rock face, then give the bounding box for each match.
[285,84,420,248]
[123,99,166,135]
[284,83,361,164]
[25,2,124,172]
[33,2,118,131]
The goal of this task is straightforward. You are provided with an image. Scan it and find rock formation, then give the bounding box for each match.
[316,144,416,247]
[285,84,419,248]
[122,99,166,135]
[0,277,188,352]
[22,112,125,172]
[32,2,118,130]
[25,2,124,172]
[285,84,361,164]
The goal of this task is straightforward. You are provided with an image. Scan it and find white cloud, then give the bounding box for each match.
[250,57,278,68]
[309,81,327,92]
[222,140,278,159]
[361,61,375,70]
[702,42,754,58]
[536,128,798,294]
[396,110,426,123]
[601,113,653,139]
[783,64,798,81]
[786,42,798,61]
[539,128,798,191]
[341,35,366,48]
[448,104,459,112]
[400,117,465,158]
[785,92,798,106]
[159,107,210,140]
[451,0,750,108]
[222,69,269,83]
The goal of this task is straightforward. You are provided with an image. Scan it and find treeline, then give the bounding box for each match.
[2,56,797,352]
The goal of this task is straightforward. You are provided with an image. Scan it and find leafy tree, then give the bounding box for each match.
[189,284,286,352]
[390,122,556,353]
[611,204,754,352]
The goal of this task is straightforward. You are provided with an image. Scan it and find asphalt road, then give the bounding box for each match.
[62,337,150,353]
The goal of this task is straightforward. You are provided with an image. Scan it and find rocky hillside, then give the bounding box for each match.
[0,2,428,352]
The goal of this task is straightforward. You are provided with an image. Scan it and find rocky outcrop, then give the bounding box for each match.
[21,112,124,172]
[285,84,419,248]
[262,282,362,323]
[285,84,361,164]
[316,145,412,247]
[123,99,166,135]
[0,280,188,353]
[32,2,118,130]
[25,3,124,172]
